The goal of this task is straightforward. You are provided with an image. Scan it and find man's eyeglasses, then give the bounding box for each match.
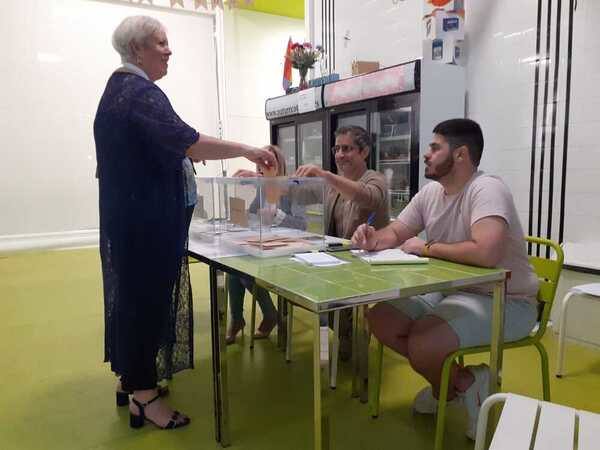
[331,144,358,155]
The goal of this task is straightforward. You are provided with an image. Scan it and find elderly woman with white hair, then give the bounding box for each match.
[94,15,275,430]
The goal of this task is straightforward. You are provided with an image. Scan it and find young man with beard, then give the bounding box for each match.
[351,118,539,439]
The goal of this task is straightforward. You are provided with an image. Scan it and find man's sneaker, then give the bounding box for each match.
[412,386,462,415]
[458,364,490,440]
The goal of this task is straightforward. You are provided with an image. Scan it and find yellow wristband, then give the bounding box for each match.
[423,240,436,256]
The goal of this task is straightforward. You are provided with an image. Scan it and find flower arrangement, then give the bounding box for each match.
[287,42,322,89]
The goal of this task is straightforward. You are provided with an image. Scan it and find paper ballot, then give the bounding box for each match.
[351,248,429,265]
[293,252,348,267]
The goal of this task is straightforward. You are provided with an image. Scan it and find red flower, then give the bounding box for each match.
[287,41,322,71]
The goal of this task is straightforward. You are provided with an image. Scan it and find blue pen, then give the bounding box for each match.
[366,212,376,226]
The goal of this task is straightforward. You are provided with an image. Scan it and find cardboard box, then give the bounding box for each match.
[351,60,380,76]
[423,9,464,40]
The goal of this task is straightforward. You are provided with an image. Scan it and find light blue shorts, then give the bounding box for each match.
[387,291,538,348]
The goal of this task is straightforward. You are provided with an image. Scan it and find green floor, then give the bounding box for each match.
[1,248,600,450]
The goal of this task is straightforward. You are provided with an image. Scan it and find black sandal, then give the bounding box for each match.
[129,394,190,429]
[116,385,169,407]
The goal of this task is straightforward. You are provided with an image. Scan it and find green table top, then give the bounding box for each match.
[210,251,506,313]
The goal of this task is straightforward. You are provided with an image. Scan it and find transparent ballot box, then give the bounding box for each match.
[189,176,220,234]
[190,176,326,258]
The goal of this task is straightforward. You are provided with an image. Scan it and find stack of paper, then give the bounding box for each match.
[292,252,348,267]
[351,248,429,265]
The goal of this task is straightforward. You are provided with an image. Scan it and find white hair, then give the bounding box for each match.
[112,16,165,63]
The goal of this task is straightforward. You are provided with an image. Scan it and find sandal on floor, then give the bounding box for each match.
[116,385,169,407]
[253,317,277,339]
[129,395,190,430]
[226,319,246,345]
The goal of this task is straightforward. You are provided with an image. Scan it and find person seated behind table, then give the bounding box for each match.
[351,118,539,439]
[226,145,306,344]
[295,125,390,359]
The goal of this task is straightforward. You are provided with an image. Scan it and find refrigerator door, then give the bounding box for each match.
[276,124,296,174]
[371,96,417,218]
[336,112,367,131]
[298,120,323,167]
[329,110,368,172]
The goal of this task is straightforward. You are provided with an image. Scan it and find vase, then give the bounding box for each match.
[298,67,309,90]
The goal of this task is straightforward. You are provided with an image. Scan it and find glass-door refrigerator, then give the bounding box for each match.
[297,115,325,168]
[273,122,296,174]
[370,93,420,217]
[328,95,419,218]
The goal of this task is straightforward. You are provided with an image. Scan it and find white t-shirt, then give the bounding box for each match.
[397,171,539,299]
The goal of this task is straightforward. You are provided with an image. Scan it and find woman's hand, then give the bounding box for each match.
[232,169,259,178]
[258,205,277,226]
[351,224,379,251]
[400,237,426,256]
[245,147,277,170]
[295,164,327,178]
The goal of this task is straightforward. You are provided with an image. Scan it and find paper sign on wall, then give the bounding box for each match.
[229,197,248,227]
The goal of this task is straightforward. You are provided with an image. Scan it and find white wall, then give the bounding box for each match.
[562,0,600,264]
[549,0,600,344]
[465,1,538,231]
[311,0,423,78]
[0,0,218,250]
[220,9,305,176]
[0,1,304,252]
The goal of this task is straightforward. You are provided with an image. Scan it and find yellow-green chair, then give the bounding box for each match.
[368,236,564,450]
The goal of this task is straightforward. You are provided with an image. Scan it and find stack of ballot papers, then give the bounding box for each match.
[292,252,348,267]
[351,248,429,265]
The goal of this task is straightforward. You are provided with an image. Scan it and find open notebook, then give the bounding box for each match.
[351,248,429,265]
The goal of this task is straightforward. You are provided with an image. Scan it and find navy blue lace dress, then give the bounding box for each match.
[94,71,198,389]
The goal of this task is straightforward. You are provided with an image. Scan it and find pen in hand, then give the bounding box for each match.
[355,212,377,250]
[366,212,376,226]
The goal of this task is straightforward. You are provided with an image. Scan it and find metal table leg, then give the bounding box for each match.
[357,305,369,403]
[330,310,340,389]
[313,312,331,450]
[489,279,506,394]
[351,306,359,398]
[487,278,506,445]
[286,302,294,362]
[277,296,288,351]
[209,267,230,447]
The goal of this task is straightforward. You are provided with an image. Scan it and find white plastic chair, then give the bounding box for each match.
[556,283,600,377]
[475,393,600,450]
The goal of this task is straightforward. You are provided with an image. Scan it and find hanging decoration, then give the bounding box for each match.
[112,0,255,12]
[225,0,255,8]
